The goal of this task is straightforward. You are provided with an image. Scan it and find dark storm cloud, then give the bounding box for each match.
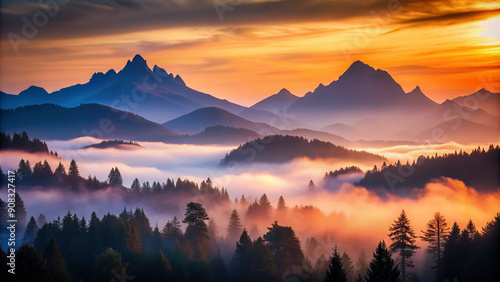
[1,0,498,41]
[401,8,500,26]
[0,0,400,40]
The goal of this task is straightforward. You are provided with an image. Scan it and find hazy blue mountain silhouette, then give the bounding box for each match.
[287,61,440,126]
[0,55,245,122]
[321,123,362,140]
[250,88,299,112]
[0,103,177,141]
[238,107,305,130]
[162,107,281,135]
[166,125,262,145]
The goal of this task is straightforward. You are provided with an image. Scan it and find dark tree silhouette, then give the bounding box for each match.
[16,243,50,282]
[68,159,79,178]
[54,162,66,183]
[324,245,347,282]
[227,209,243,243]
[22,216,38,245]
[263,221,305,275]
[17,159,32,183]
[211,249,228,282]
[277,195,287,211]
[149,250,172,281]
[341,251,355,282]
[183,202,211,259]
[231,229,276,282]
[232,229,254,281]
[45,237,71,282]
[130,178,141,192]
[366,241,399,282]
[107,167,123,186]
[420,212,449,279]
[355,250,369,280]
[388,210,419,282]
[308,180,316,192]
[15,193,27,230]
[89,248,130,282]
[441,222,462,281]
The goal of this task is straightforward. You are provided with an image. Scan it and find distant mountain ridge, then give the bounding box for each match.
[250,88,299,112]
[0,103,177,141]
[0,54,245,122]
[162,107,281,135]
[162,106,350,145]
[2,57,498,144]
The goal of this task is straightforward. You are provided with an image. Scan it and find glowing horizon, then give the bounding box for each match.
[1,0,499,106]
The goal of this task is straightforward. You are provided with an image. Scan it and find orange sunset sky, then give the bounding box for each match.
[1,0,499,106]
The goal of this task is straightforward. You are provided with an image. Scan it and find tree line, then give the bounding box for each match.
[0,131,56,155]
[358,145,500,192]
[1,194,498,282]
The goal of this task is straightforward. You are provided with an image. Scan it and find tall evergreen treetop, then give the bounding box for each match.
[366,241,400,282]
[388,210,419,282]
[420,212,449,279]
[324,245,347,282]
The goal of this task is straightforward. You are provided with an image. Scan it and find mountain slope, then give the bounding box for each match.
[452,88,500,116]
[162,107,280,135]
[238,107,305,130]
[250,88,299,112]
[0,104,177,141]
[415,118,499,144]
[220,135,386,165]
[287,61,439,127]
[166,126,262,145]
[0,55,245,122]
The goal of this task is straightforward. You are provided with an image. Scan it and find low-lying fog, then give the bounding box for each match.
[0,138,498,280]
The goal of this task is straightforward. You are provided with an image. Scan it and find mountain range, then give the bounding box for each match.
[1,55,498,145]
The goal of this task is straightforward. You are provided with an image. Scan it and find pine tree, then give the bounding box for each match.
[277,195,287,212]
[150,250,172,281]
[341,252,355,282]
[227,209,243,243]
[388,210,419,282]
[16,243,50,282]
[420,212,450,278]
[22,216,39,245]
[366,241,400,282]
[465,219,478,240]
[162,216,183,237]
[356,250,369,279]
[107,167,123,186]
[89,248,130,282]
[54,162,66,182]
[67,159,80,188]
[231,229,254,280]
[324,245,347,282]
[441,222,461,281]
[240,194,248,205]
[15,193,27,229]
[263,221,305,275]
[211,249,228,282]
[68,159,79,178]
[45,237,71,282]
[258,193,272,220]
[17,159,32,183]
[131,178,141,192]
[183,202,211,259]
[308,180,315,192]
